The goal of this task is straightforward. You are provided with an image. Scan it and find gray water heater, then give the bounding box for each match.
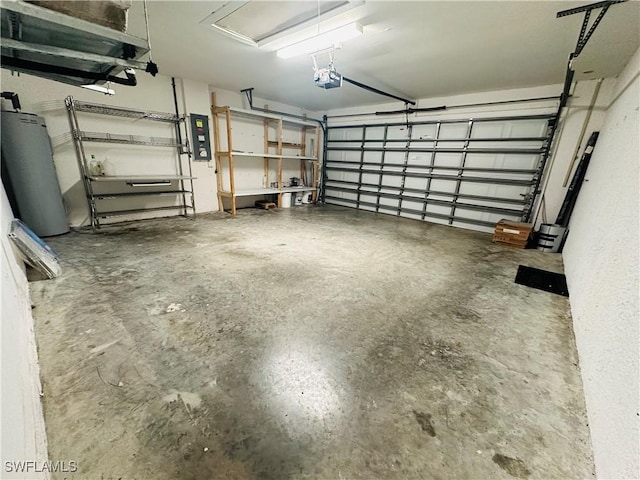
[1,111,69,236]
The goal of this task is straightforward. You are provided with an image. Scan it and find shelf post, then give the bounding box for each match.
[313,124,320,202]
[275,119,283,207]
[263,116,271,190]
[300,125,307,182]
[211,92,224,213]
[225,108,237,215]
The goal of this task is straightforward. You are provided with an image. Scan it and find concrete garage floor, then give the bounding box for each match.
[31,205,594,480]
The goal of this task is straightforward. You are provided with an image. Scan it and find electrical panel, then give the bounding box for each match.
[190,113,212,161]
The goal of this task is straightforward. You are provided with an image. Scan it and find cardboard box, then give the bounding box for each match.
[492,219,533,248]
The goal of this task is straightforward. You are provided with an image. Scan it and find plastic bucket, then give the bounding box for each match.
[537,224,567,253]
[281,192,292,208]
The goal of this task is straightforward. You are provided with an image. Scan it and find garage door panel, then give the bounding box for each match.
[339,191,358,202]
[360,173,380,185]
[324,112,555,231]
[344,129,364,141]
[509,120,548,137]
[387,126,410,140]
[404,177,428,190]
[363,151,383,162]
[426,203,451,215]
[429,179,456,193]
[381,175,402,187]
[501,154,540,169]
[433,152,463,167]
[365,126,386,140]
[471,122,506,139]
[383,151,406,165]
[439,123,469,139]
[406,153,429,166]
[328,171,360,183]
[402,199,424,211]
[380,196,400,208]
[360,193,378,204]
[412,124,438,139]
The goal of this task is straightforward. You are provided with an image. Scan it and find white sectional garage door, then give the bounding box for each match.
[322,112,557,232]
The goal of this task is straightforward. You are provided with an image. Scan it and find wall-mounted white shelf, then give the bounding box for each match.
[225,106,317,127]
[281,186,316,193]
[220,186,316,197]
[223,188,280,197]
[217,151,317,161]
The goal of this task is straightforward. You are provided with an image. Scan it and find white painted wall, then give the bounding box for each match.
[538,80,614,226]
[0,71,219,226]
[323,81,614,232]
[0,71,318,223]
[178,78,220,213]
[562,47,640,479]
[0,185,49,480]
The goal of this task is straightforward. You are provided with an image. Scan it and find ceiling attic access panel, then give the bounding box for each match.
[201,1,362,46]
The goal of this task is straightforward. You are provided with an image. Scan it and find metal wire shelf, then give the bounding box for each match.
[65,94,196,230]
[76,130,184,147]
[72,101,180,123]
[87,175,194,182]
[94,191,192,199]
[96,205,193,219]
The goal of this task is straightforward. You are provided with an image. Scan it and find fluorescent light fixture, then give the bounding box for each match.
[276,22,363,59]
[82,84,115,95]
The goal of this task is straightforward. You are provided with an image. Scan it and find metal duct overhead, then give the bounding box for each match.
[0,0,151,87]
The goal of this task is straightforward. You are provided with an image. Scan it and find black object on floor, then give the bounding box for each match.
[515,265,569,297]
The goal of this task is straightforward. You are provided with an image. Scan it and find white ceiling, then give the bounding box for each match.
[126,1,640,111]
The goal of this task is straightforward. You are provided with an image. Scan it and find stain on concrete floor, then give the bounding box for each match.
[30,206,595,479]
[413,411,436,437]
[493,453,532,478]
